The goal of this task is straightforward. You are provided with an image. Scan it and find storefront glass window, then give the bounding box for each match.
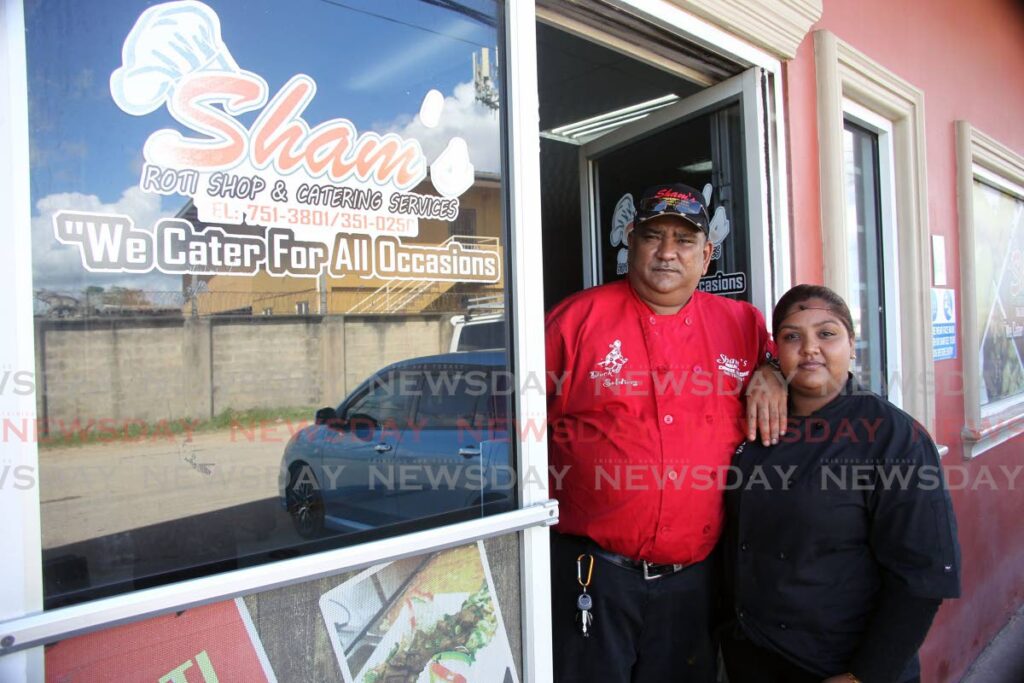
[971,178,1024,409]
[24,0,511,608]
[842,121,888,396]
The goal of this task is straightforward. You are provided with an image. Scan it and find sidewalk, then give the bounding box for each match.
[959,604,1024,682]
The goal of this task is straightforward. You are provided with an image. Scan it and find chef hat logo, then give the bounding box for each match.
[110,0,240,116]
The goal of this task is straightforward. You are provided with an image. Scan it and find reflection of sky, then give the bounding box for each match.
[26,0,497,203]
[25,0,501,291]
[842,129,863,330]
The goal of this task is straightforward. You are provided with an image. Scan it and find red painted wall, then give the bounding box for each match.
[783,1,1024,680]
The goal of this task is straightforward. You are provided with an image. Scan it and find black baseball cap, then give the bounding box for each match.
[635,183,710,236]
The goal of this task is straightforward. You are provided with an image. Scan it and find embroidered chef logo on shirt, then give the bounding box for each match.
[716,354,750,381]
[590,340,640,388]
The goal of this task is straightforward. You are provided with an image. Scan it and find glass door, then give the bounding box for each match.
[579,68,771,309]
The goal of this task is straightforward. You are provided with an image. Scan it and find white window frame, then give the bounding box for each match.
[0,0,43,678]
[815,30,933,432]
[955,121,1024,459]
[841,99,903,408]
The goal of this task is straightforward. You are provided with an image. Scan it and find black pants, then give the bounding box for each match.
[550,532,715,683]
[720,629,822,683]
[721,628,921,683]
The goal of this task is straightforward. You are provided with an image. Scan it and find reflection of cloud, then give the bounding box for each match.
[383,81,500,174]
[347,21,476,91]
[32,186,178,291]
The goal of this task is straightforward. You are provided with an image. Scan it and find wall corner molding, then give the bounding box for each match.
[666,0,822,60]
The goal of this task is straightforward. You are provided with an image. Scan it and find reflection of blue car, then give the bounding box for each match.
[280,351,513,537]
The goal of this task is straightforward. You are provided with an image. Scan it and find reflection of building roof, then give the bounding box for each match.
[174,175,505,317]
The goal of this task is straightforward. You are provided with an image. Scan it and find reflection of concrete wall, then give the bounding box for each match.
[211,318,323,414]
[36,315,454,426]
[38,319,190,424]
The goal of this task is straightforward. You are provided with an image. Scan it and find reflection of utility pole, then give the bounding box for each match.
[473,47,499,111]
[319,271,328,314]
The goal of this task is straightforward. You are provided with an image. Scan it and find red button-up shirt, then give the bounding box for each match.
[545,279,772,564]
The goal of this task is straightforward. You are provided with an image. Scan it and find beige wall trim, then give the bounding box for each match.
[955,122,1024,458]
[666,0,821,60]
[814,30,934,431]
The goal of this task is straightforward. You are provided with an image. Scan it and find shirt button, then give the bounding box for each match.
[740,543,749,551]
[779,623,788,630]
[649,316,657,324]
[737,608,746,619]
[668,470,678,480]
[702,524,711,534]
[778,551,786,560]
[663,415,674,425]
[684,317,692,326]
[694,365,702,373]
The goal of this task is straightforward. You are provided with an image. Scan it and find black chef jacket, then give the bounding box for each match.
[722,376,961,679]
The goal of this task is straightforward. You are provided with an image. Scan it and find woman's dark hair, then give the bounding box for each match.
[772,284,855,339]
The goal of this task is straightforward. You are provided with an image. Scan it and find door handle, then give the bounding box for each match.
[374,443,393,453]
[458,446,481,458]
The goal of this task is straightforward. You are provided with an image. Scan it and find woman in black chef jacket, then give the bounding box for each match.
[720,285,961,683]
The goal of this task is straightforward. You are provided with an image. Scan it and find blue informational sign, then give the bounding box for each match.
[932,288,958,361]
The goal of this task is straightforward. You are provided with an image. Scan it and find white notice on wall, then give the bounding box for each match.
[932,235,948,286]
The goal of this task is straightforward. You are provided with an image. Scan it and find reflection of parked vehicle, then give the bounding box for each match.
[448,312,506,352]
[280,351,512,537]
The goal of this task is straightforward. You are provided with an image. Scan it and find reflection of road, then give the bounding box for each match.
[40,426,288,548]
[38,425,512,608]
[39,426,323,606]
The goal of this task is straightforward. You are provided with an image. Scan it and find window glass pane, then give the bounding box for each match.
[26,0,511,608]
[415,373,481,429]
[344,372,417,426]
[842,121,887,394]
[972,179,1024,407]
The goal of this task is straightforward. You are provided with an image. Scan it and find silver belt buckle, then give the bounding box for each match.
[643,560,683,580]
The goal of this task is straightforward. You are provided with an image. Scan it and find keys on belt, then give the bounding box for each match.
[576,553,595,637]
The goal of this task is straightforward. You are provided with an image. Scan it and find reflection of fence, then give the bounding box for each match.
[35,282,501,318]
[34,314,455,427]
[34,290,188,319]
[344,281,455,315]
[345,236,501,314]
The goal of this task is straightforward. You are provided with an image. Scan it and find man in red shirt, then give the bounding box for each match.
[545,183,785,682]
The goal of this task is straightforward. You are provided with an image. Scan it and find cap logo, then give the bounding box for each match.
[654,188,697,203]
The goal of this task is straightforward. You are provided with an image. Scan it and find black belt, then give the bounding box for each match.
[590,547,687,580]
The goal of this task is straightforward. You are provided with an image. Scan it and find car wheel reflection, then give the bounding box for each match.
[286,464,325,538]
